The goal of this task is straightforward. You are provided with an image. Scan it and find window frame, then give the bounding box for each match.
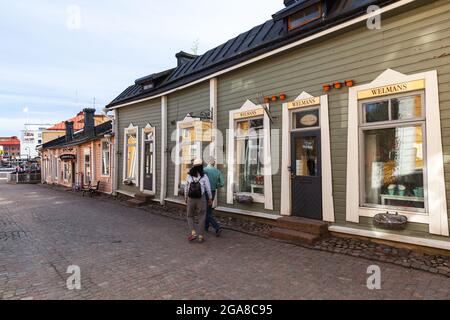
[290,106,321,132]
[84,147,91,185]
[288,3,322,31]
[233,115,266,203]
[358,91,427,213]
[123,124,139,186]
[101,140,111,177]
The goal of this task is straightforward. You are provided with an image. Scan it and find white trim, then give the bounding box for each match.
[108,0,414,111]
[346,69,449,237]
[226,99,273,210]
[160,96,168,205]
[140,124,156,195]
[100,139,111,178]
[164,197,281,220]
[320,95,335,222]
[123,123,139,187]
[329,225,450,251]
[112,109,119,195]
[210,78,219,207]
[280,92,334,222]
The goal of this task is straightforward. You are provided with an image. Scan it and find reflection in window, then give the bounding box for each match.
[180,126,201,184]
[288,3,322,30]
[363,126,425,209]
[126,133,137,180]
[234,118,264,195]
[102,141,110,176]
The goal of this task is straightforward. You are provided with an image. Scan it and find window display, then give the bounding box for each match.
[234,117,264,195]
[361,92,425,211]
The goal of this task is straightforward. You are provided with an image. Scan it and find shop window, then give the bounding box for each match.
[101,141,110,176]
[234,117,265,197]
[125,131,137,182]
[292,108,320,130]
[288,3,322,31]
[180,126,201,185]
[360,92,426,212]
[84,149,91,184]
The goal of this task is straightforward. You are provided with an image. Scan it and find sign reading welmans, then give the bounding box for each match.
[358,79,425,99]
[287,97,321,109]
[234,108,264,120]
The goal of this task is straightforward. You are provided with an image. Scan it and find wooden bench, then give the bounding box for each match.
[81,181,101,197]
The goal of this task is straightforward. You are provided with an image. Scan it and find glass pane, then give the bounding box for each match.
[363,100,389,123]
[363,126,425,209]
[235,134,264,195]
[293,109,320,129]
[391,95,422,120]
[289,4,321,29]
[294,136,318,176]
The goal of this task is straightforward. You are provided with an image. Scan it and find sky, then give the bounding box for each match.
[0,0,282,137]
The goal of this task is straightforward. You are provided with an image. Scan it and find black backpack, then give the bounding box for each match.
[188,179,202,199]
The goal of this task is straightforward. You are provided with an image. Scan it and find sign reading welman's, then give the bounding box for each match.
[358,79,425,99]
[287,97,321,109]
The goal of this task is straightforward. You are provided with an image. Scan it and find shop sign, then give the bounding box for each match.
[287,97,321,109]
[234,108,264,120]
[300,114,318,127]
[357,79,425,100]
[60,154,76,161]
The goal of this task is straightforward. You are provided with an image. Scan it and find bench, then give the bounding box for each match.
[81,181,101,197]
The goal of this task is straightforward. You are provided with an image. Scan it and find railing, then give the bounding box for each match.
[8,172,42,184]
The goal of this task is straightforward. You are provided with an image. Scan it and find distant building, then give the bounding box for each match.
[21,124,53,159]
[41,111,108,144]
[0,136,21,160]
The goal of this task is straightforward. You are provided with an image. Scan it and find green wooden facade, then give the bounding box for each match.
[113,0,450,246]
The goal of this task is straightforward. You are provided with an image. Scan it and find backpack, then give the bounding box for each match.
[188,178,202,199]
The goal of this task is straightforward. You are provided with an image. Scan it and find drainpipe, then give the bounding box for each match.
[160,96,168,205]
[103,107,118,196]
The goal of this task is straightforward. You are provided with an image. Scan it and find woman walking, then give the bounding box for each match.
[184,158,213,243]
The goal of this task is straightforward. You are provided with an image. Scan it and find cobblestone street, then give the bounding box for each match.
[0,184,449,300]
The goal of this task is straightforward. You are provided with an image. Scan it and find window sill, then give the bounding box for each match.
[234,192,265,204]
[358,207,429,224]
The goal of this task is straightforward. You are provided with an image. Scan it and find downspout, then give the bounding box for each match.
[112,109,119,196]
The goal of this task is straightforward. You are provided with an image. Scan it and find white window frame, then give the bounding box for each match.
[84,147,91,185]
[280,92,334,222]
[227,100,273,210]
[173,116,203,196]
[123,123,139,186]
[346,69,449,236]
[101,139,111,177]
[140,124,157,195]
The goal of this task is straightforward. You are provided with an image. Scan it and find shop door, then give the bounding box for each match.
[143,140,154,191]
[290,130,322,220]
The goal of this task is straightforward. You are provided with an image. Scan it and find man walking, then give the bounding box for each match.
[204,156,224,236]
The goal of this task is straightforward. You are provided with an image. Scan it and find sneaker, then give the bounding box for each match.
[198,236,205,243]
[187,234,197,242]
[215,228,223,237]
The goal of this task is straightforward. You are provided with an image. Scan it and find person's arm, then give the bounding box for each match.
[204,175,213,201]
[184,176,191,202]
[217,168,225,189]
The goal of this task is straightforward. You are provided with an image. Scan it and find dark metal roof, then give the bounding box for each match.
[107,0,397,108]
[42,121,113,150]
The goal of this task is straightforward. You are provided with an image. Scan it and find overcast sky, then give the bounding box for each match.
[0,0,282,136]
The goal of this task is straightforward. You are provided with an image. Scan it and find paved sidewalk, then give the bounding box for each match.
[0,184,449,300]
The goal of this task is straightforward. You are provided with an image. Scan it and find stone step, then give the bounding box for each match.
[126,199,147,208]
[270,227,320,245]
[276,216,329,236]
[134,192,154,203]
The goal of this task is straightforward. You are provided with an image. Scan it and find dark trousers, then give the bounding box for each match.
[205,191,220,231]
